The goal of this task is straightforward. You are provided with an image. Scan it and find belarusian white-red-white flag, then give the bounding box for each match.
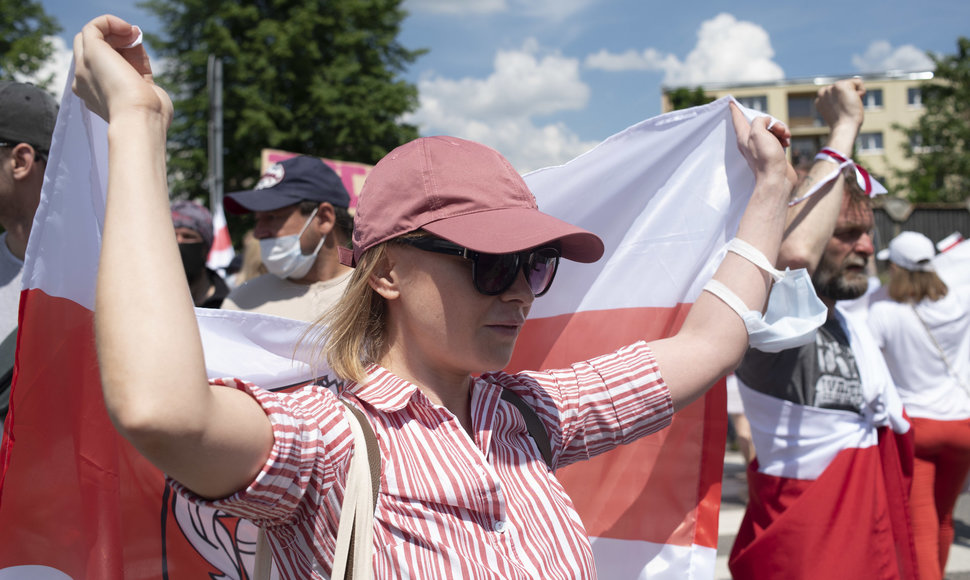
[207,198,235,272]
[0,61,762,578]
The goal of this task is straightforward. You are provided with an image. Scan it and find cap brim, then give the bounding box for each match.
[876,248,890,261]
[224,189,304,214]
[422,207,604,263]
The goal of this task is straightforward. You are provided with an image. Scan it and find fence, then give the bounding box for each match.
[873,201,969,256]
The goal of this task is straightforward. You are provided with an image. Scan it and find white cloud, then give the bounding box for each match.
[852,41,934,73]
[18,35,73,100]
[585,48,677,72]
[585,13,784,86]
[406,39,598,172]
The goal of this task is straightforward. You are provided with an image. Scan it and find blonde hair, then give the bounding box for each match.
[303,243,391,383]
[888,265,949,303]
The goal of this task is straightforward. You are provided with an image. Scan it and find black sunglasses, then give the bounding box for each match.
[397,237,561,297]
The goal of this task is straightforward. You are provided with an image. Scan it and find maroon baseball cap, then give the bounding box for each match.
[339,136,604,267]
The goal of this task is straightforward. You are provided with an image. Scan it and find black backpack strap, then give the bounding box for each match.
[501,389,553,470]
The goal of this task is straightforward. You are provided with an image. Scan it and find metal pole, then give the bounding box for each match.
[207,54,224,210]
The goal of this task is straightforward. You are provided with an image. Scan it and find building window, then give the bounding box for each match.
[907,87,923,107]
[737,95,767,112]
[856,132,884,153]
[787,94,823,128]
[863,89,883,109]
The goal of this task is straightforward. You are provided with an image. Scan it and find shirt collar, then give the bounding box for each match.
[344,364,423,412]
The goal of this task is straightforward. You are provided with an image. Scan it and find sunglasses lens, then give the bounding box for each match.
[526,249,559,296]
[474,253,521,295]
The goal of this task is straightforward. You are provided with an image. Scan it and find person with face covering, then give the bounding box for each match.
[868,231,970,580]
[221,155,355,321]
[171,199,230,309]
[75,15,798,579]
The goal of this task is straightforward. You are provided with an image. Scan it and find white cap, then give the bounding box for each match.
[877,231,936,271]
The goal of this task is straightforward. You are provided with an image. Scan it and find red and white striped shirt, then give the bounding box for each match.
[171,340,672,579]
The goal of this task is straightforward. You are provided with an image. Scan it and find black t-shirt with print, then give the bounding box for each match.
[736,317,865,414]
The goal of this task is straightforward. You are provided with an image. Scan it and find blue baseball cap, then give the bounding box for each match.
[226,155,350,214]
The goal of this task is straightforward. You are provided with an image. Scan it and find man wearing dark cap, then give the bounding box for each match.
[0,81,58,426]
[222,155,354,321]
[171,200,230,308]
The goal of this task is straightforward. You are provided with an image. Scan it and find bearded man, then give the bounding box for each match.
[728,80,917,580]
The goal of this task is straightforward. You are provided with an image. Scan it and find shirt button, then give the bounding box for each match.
[493,520,507,533]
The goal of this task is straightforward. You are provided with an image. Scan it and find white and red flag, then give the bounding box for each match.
[728,324,917,579]
[0,64,763,579]
[207,198,236,272]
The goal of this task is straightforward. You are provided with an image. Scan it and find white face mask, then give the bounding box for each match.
[704,238,828,353]
[740,268,828,352]
[259,208,325,280]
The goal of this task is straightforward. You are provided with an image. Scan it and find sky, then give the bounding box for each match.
[33,0,970,173]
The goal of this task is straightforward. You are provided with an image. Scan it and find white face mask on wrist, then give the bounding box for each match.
[703,238,828,353]
[259,208,325,279]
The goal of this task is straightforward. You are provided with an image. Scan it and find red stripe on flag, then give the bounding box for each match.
[210,224,232,253]
[508,305,726,549]
[0,289,222,578]
[729,428,916,579]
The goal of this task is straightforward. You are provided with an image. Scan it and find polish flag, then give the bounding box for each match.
[0,61,764,579]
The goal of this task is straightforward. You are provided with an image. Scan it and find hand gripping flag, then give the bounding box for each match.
[0,63,763,579]
[513,101,758,578]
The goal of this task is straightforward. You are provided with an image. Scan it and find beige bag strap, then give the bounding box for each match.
[252,399,381,580]
[912,304,970,394]
[252,528,272,579]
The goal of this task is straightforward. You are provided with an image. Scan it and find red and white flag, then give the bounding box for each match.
[514,99,759,578]
[0,63,763,579]
[207,198,236,272]
[935,237,970,290]
[728,311,916,579]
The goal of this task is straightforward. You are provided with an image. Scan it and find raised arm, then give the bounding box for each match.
[650,104,794,410]
[75,15,272,498]
[779,79,865,272]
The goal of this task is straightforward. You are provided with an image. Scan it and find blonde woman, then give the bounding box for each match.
[75,15,795,578]
[869,231,970,580]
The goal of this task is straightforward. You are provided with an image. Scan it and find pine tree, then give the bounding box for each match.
[142,0,424,196]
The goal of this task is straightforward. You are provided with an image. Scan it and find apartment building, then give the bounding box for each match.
[662,72,934,197]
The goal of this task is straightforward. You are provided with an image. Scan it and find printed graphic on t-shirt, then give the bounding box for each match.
[813,327,864,412]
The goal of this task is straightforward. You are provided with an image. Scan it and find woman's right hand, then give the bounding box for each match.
[72,14,173,127]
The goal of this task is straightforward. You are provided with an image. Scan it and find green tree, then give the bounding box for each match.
[666,87,714,111]
[0,0,61,86]
[141,0,424,197]
[896,37,970,203]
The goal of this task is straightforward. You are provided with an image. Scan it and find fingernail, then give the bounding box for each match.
[123,26,144,49]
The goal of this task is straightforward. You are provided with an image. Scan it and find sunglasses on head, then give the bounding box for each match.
[397,236,561,297]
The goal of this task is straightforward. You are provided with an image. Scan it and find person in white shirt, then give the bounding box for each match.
[0,81,58,427]
[869,230,970,580]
